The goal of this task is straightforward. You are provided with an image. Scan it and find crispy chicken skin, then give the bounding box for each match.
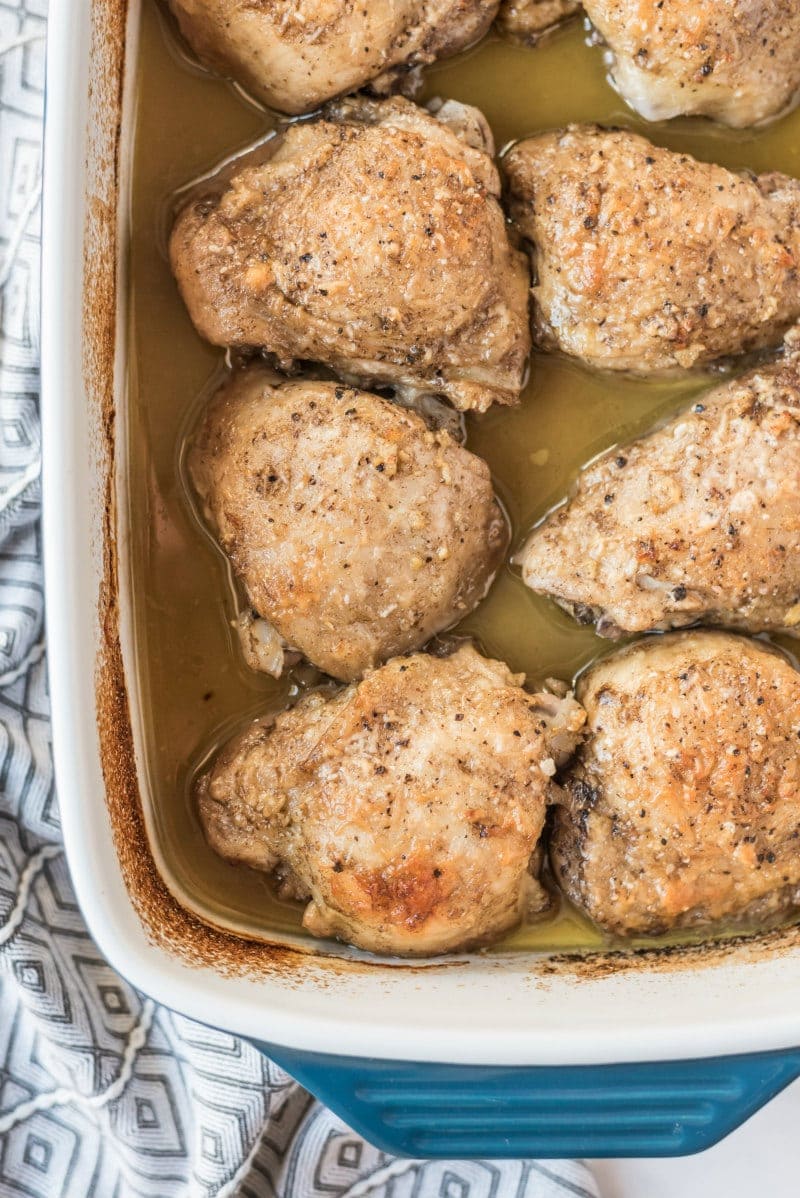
[197,646,586,955]
[188,370,507,682]
[584,0,800,128]
[167,0,499,116]
[519,329,800,638]
[552,632,800,937]
[170,96,531,413]
[504,126,800,374]
[496,0,581,42]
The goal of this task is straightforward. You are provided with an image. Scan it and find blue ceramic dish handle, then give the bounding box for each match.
[253,1041,800,1158]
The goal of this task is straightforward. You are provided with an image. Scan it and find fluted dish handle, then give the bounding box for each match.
[253,1043,800,1158]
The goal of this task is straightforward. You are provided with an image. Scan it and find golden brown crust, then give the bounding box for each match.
[519,330,800,637]
[504,126,800,374]
[552,632,800,936]
[585,0,800,127]
[171,97,531,412]
[496,0,581,43]
[188,370,507,681]
[168,0,499,114]
[198,646,586,955]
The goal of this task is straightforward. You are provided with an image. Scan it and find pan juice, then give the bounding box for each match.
[127,0,800,953]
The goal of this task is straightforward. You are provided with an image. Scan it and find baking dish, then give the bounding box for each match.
[40,0,800,1158]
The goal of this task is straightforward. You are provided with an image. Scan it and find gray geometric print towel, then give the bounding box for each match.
[0,2,601,1193]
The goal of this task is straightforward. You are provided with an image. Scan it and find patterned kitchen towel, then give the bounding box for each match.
[0,4,602,1195]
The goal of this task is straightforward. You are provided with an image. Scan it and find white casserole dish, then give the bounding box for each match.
[40,0,800,1157]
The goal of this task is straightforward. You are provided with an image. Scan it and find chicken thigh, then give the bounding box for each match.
[504,126,800,373]
[171,96,531,412]
[496,0,581,42]
[584,0,800,128]
[197,645,586,955]
[519,329,800,638]
[189,370,507,681]
[552,632,800,936]
[167,0,498,115]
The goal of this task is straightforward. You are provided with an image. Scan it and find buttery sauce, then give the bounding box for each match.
[128,0,800,954]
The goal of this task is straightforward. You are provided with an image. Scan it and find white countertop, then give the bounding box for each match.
[590,1077,800,1197]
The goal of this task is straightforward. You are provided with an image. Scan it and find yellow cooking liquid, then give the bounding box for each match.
[128,0,800,953]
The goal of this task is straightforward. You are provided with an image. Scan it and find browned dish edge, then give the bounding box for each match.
[85,0,800,986]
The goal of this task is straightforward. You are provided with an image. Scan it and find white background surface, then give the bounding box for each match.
[591,1078,800,1196]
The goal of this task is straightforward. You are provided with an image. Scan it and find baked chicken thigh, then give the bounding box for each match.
[552,632,800,936]
[189,371,507,682]
[167,0,499,115]
[496,0,581,42]
[198,645,586,955]
[171,96,531,412]
[519,329,800,638]
[584,0,800,128]
[504,126,800,373]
